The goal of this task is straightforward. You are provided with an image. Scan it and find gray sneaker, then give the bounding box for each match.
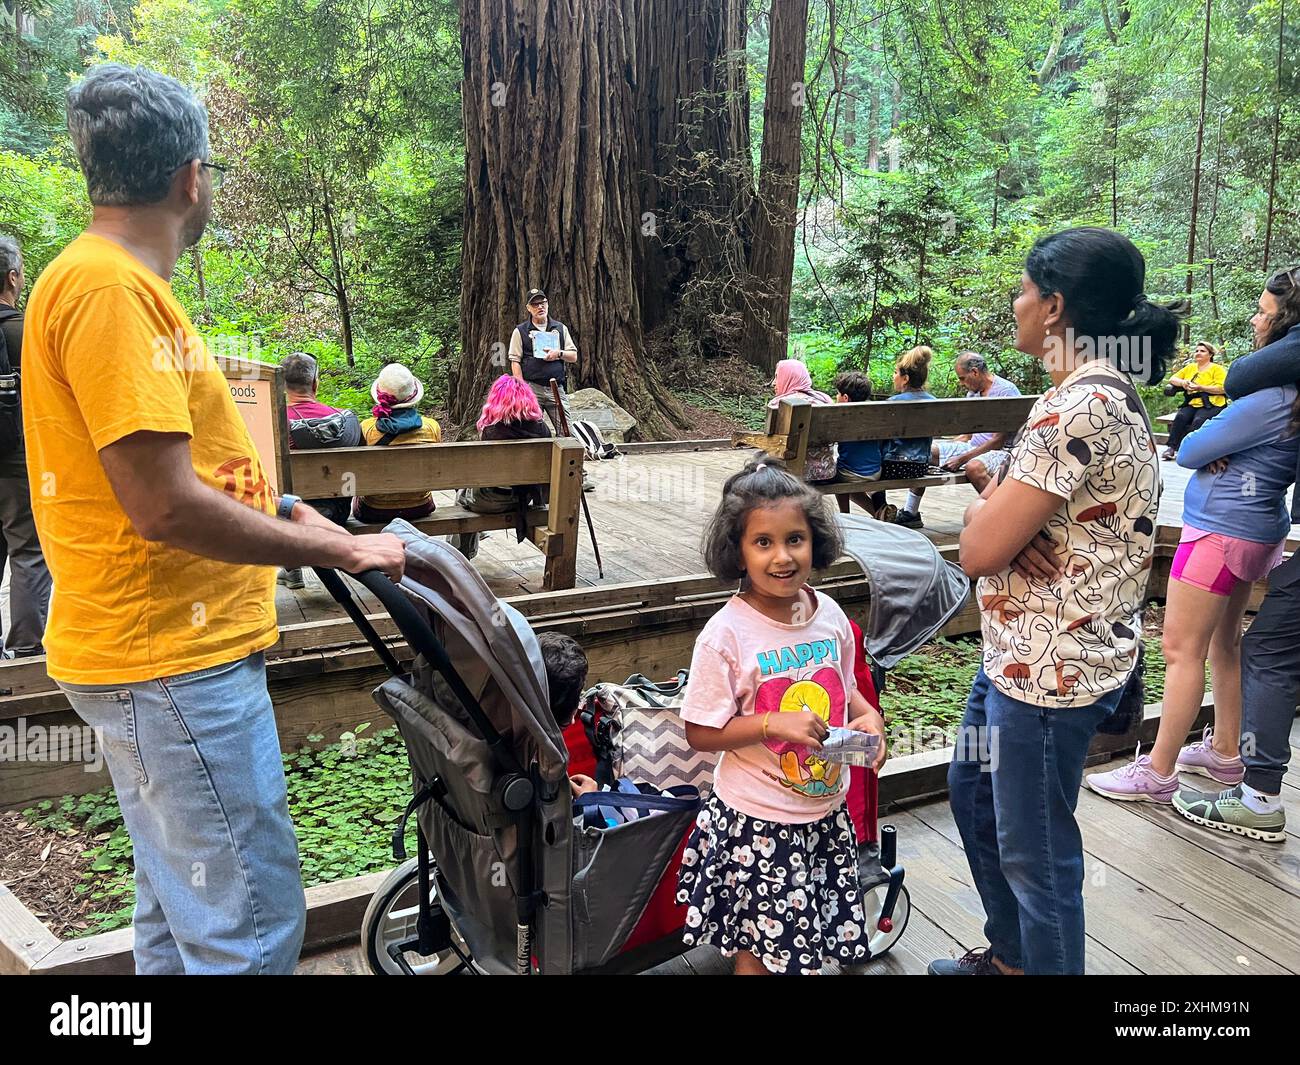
[893,509,923,529]
[277,567,305,590]
[926,947,1003,975]
[1172,784,1286,843]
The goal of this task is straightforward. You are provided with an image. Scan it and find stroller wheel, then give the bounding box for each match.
[362,857,479,975]
[862,883,910,959]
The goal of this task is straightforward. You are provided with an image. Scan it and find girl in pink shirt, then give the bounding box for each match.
[677,460,888,974]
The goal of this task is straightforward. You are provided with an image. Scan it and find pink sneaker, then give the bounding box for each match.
[1176,727,1245,786]
[1086,747,1179,803]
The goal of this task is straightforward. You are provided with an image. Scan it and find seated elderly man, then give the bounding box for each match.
[895,352,1021,529]
[279,351,362,588]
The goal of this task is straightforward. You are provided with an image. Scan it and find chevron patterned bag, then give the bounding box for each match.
[580,671,719,794]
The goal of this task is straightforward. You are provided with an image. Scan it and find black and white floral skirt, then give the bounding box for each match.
[676,791,868,974]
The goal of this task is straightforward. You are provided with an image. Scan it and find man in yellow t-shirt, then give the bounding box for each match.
[24,64,405,975]
[1162,341,1229,460]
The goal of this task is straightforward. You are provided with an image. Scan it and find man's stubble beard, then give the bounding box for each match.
[181,189,213,250]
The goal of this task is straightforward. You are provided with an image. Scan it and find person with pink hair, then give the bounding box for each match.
[767,359,837,482]
[452,375,552,560]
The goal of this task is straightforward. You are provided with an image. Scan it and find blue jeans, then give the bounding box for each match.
[948,667,1114,975]
[1240,550,1300,794]
[59,652,305,974]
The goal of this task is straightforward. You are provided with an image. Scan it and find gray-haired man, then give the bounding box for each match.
[896,352,1021,528]
[0,234,53,657]
[23,65,404,975]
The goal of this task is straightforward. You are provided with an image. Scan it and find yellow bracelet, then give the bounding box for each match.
[761,714,770,740]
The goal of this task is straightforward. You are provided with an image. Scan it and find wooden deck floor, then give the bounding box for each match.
[273,449,1270,625]
[295,717,1300,976]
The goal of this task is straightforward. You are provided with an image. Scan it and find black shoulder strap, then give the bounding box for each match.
[0,307,18,376]
[998,369,1152,487]
[375,431,398,446]
[1073,369,1154,438]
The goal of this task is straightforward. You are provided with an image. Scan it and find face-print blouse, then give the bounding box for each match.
[978,360,1161,709]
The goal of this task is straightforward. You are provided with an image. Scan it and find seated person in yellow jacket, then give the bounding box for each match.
[355,363,442,524]
[1162,340,1228,461]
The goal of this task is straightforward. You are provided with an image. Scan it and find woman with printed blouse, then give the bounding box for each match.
[931,228,1186,977]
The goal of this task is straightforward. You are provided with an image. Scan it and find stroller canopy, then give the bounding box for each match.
[834,513,971,669]
[385,519,569,784]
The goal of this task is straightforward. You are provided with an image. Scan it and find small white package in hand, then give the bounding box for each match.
[820,727,881,767]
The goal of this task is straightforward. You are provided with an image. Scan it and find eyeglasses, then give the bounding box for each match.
[203,161,228,189]
[171,159,228,190]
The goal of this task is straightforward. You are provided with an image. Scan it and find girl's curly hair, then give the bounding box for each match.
[702,459,843,582]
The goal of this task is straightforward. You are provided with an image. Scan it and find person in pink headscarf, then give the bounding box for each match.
[767,359,838,482]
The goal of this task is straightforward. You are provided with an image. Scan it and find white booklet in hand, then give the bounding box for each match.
[532,330,560,357]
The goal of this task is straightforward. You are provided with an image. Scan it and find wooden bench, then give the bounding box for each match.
[735,395,1040,503]
[289,437,585,590]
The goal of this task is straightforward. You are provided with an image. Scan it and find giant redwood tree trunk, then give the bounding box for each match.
[451,0,689,437]
[629,0,753,336]
[741,0,811,374]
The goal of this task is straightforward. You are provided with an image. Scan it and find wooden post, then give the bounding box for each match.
[221,358,292,495]
[0,884,59,975]
[541,439,584,590]
[776,397,813,477]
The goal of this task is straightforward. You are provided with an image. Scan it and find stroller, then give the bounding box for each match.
[321,512,968,975]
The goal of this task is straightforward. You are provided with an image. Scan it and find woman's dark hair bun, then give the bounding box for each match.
[1025,226,1189,385]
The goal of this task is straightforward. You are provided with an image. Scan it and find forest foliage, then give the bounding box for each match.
[1,0,1295,428]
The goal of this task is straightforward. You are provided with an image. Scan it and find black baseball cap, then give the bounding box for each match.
[526,288,547,305]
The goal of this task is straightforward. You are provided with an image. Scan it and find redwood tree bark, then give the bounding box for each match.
[629,0,752,336]
[741,0,811,374]
[452,0,688,437]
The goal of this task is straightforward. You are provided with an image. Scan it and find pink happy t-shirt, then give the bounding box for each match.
[680,589,858,824]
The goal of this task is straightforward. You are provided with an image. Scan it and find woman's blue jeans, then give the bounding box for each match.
[948,667,1114,975]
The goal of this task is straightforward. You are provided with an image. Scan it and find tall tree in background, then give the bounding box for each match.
[1262,0,1285,269]
[742,0,812,374]
[451,0,689,435]
[1184,0,1213,335]
[630,0,753,342]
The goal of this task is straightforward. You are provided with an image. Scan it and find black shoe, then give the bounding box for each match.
[927,947,1002,975]
[893,509,923,528]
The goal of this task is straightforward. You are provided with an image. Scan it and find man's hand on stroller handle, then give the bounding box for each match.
[340,533,406,582]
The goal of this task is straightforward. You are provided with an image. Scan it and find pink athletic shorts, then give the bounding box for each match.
[1170,524,1287,596]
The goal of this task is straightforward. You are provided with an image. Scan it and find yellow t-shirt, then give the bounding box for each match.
[1173,360,1227,407]
[358,416,442,512]
[22,233,278,684]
